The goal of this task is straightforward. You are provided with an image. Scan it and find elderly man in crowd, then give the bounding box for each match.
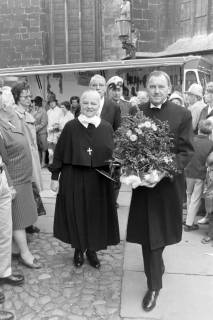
[185,83,206,134]
[89,74,121,131]
[89,74,121,207]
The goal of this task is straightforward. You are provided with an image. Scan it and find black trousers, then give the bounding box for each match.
[142,245,165,290]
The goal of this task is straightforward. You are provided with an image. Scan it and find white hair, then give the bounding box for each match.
[80,89,101,104]
[89,74,106,86]
[1,86,15,108]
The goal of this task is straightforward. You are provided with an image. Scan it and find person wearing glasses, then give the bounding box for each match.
[89,74,121,208]
[89,74,121,131]
[11,82,45,234]
[0,85,41,269]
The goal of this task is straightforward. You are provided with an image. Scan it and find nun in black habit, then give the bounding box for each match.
[49,90,120,268]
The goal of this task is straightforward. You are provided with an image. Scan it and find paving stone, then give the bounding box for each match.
[70,305,84,315]
[38,295,51,305]
[43,302,58,312]
[4,220,124,320]
[68,314,87,320]
[20,314,34,320]
[38,273,52,280]
[50,308,66,316]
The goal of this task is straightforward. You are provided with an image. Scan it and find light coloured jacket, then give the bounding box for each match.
[188,100,206,132]
[14,106,43,192]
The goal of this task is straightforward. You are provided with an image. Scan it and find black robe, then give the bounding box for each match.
[101,97,121,131]
[126,100,194,250]
[49,119,120,251]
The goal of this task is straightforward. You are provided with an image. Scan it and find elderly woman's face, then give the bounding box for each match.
[90,77,106,98]
[19,89,32,108]
[81,92,100,118]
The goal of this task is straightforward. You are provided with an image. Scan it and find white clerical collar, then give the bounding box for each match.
[78,114,101,128]
[150,99,167,109]
[150,103,162,109]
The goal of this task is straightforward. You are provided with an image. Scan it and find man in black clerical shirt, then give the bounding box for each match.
[126,71,194,312]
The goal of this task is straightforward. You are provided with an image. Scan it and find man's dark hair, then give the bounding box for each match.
[11,81,30,104]
[61,101,70,111]
[34,96,43,107]
[70,96,80,104]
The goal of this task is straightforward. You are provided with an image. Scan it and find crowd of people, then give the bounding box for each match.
[1,70,213,318]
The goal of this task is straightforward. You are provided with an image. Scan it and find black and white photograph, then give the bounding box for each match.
[0,1,213,319]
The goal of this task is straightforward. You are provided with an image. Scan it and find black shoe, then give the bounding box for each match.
[26,225,40,234]
[0,292,5,304]
[0,274,25,286]
[0,310,15,320]
[184,224,199,232]
[73,249,84,267]
[86,250,100,269]
[12,253,20,259]
[142,290,159,312]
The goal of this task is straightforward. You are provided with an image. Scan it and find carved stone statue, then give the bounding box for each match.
[120,0,130,19]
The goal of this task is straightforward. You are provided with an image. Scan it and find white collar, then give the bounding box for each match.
[78,114,101,128]
[150,103,162,109]
[150,99,167,109]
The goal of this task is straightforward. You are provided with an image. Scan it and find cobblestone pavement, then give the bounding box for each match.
[0,233,124,320]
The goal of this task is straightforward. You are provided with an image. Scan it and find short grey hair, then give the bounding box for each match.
[80,89,101,104]
[89,74,106,87]
[146,70,172,88]
[1,86,15,108]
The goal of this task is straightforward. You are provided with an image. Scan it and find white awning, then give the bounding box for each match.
[0,56,203,77]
